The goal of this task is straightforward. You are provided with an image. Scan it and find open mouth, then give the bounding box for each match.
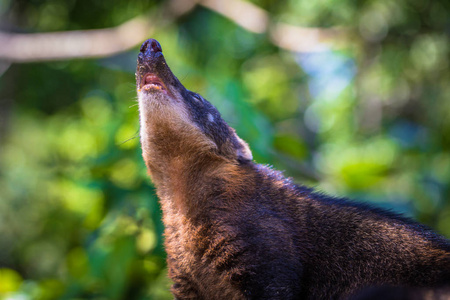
[140,73,167,93]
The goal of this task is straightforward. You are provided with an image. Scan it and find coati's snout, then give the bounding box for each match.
[136,38,252,166]
[136,39,180,97]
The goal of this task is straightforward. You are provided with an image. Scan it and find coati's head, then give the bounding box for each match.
[136,39,252,173]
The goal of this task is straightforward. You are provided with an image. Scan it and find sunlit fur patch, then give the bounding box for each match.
[138,88,190,141]
[137,87,218,169]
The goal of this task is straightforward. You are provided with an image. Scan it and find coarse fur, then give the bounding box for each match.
[136,39,450,300]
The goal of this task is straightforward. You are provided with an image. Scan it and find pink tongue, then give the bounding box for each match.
[145,75,153,84]
[145,75,160,85]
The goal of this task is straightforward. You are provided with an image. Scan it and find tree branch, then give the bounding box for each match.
[0,0,350,63]
[0,17,154,62]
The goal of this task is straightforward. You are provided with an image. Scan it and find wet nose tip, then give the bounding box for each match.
[140,39,162,54]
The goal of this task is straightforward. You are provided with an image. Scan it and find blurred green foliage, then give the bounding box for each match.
[0,0,449,299]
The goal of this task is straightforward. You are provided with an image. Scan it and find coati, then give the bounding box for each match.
[135,38,450,300]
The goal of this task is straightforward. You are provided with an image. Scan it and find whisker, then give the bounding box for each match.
[118,130,140,146]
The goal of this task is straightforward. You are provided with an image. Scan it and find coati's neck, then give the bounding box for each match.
[140,118,237,217]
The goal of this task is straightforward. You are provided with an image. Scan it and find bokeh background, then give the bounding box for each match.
[0,0,449,299]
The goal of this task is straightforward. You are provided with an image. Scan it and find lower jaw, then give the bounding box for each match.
[142,85,166,93]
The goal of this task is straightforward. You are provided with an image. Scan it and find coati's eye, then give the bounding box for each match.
[192,94,203,103]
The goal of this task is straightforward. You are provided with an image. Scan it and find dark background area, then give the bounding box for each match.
[0,0,449,298]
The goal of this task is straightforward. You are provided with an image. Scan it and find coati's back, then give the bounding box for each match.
[136,39,450,299]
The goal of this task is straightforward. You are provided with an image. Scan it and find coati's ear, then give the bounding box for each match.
[218,127,252,162]
[234,135,253,162]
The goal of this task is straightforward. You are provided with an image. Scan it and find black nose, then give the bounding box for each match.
[140,39,162,54]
